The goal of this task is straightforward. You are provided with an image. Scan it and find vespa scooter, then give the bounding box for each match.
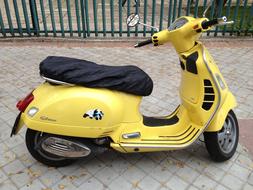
[11,0,239,167]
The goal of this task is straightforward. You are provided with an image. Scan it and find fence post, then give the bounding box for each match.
[0,7,6,37]
[29,0,40,36]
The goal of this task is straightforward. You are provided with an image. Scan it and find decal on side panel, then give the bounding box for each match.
[83,109,104,120]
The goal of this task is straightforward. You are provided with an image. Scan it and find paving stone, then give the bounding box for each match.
[204,165,226,181]
[166,175,189,190]
[19,179,46,190]
[0,142,9,154]
[0,126,12,142]
[0,169,8,184]
[221,173,245,190]
[107,156,131,175]
[187,185,200,190]
[193,175,217,190]
[176,165,200,183]
[57,164,80,176]
[248,172,253,186]
[228,163,252,182]
[9,168,34,188]
[0,150,16,167]
[135,156,158,173]
[122,165,146,184]
[3,160,25,176]
[149,164,173,183]
[243,183,253,190]
[51,177,78,190]
[108,175,135,190]
[67,168,92,187]
[120,152,143,165]
[145,152,168,164]
[82,157,106,175]
[19,153,36,168]
[0,179,18,190]
[215,184,230,190]
[159,156,186,174]
[11,143,29,158]
[78,177,104,190]
[94,166,119,185]
[186,156,209,173]
[4,135,24,149]
[236,154,253,170]
[138,175,161,190]
[39,168,64,187]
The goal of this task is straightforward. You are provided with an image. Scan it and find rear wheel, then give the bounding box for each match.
[26,129,77,167]
[204,110,239,162]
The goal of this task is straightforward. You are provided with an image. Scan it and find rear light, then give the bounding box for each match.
[16,92,34,112]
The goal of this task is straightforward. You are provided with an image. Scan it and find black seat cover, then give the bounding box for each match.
[40,56,153,96]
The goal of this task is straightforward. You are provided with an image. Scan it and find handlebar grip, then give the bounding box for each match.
[134,38,153,48]
[201,19,219,29]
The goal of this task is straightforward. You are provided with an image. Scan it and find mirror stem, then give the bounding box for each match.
[139,22,159,32]
[203,0,213,17]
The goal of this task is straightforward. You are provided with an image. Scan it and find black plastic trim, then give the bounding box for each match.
[205,87,214,94]
[10,112,22,137]
[202,102,213,110]
[186,51,198,74]
[142,127,195,141]
[143,115,179,127]
[204,95,215,101]
[204,79,212,86]
[180,60,185,70]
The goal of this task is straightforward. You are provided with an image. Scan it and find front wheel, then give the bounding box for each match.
[204,110,239,162]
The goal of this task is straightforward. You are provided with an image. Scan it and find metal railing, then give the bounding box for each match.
[0,0,252,38]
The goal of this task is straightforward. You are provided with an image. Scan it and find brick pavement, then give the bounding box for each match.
[0,39,253,190]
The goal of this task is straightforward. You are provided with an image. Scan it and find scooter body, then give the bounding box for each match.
[14,37,236,153]
[12,9,239,166]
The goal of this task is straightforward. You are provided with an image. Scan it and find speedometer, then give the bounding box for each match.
[168,18,189,31]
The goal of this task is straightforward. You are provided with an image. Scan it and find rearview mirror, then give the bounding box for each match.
[126,14,140,27]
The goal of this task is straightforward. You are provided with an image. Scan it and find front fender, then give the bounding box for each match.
[205,91,237,132]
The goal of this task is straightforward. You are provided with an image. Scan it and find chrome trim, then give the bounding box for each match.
[41,137,91,158]
[122,132,141,139]
[120,45,222,150]
[215,74,226,90]
[42,76,74,86]
[201,45,222,127]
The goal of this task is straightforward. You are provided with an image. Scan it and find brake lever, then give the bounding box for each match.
[217,20,234,26]
[216,16,234,26]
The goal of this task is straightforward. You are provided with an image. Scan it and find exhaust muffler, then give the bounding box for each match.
[41,137,91,158]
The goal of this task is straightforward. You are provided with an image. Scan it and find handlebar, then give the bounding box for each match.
[134,38,153,48]
[202,16,233,29]
[202,19,219,29]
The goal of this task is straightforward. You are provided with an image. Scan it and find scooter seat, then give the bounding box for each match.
[40,56,153,96]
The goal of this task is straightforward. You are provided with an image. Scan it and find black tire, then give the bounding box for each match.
[25,129,76,167]
[204,110,239,162]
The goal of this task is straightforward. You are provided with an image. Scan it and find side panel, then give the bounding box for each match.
[22,83,141,138]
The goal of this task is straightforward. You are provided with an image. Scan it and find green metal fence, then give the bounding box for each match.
[0,0,252,38]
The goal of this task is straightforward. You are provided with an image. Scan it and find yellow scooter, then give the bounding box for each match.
[11,1,239,167]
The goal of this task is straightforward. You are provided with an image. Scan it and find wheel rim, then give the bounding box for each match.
[34,132,65,161]
[218,113,237,154]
